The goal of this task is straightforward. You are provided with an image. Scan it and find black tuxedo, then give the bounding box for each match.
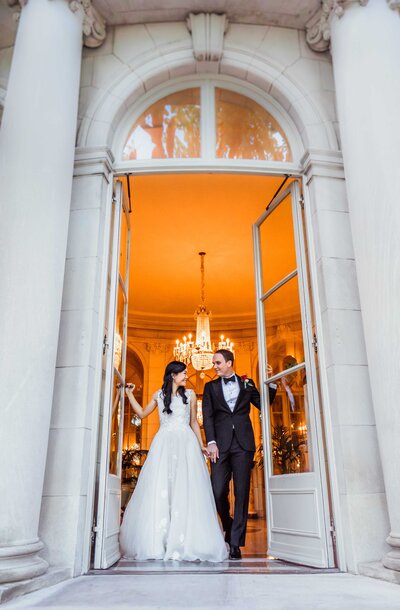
[202,375,276,548]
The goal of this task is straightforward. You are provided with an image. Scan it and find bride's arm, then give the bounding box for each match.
[189,391,207,455]
[125,386,158,419]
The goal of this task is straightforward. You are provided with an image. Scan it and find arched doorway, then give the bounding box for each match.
[92,77,334,571]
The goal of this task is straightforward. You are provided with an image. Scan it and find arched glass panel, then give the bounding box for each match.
[123,88,201,160]
[215,88,292,161]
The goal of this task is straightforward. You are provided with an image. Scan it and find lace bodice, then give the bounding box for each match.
[157,389,191,429]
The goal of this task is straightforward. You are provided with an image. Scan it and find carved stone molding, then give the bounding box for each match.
[306,1,368,52]
[7,0,107,48]
[145,342,170,354]
[388,0,400,13]
[234,341,255,354]
[186,12,228,61]
[69,0,106,48]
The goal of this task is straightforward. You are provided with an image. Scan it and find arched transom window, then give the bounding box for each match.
[122,83,292,163]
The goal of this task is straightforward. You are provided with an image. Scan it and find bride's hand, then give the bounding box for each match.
[202,446,210,458]
[125,383,135,394]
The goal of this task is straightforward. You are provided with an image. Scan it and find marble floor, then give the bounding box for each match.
[97,557,338,575]
[3,572,400,609]
[240,517,267,557]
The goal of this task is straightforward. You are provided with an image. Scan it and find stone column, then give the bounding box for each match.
[308,0,400,572]
[0,0,105,584]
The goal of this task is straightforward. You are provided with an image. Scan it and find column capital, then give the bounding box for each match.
[306,1,369,52]
[388,1,400,13]
[7,0,107,48]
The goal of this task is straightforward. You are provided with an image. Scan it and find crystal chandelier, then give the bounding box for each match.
[173,252,234,371]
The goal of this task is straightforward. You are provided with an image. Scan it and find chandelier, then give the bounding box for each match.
[173,252,234,371]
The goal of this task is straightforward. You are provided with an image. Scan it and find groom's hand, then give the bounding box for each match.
[208,443,219,463]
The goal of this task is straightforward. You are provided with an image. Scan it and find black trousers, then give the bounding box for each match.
[210,430,254,547]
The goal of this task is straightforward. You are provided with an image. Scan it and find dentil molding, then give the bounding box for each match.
[7,0,106,48]
[306,0,400,52]
[186,12,228,61]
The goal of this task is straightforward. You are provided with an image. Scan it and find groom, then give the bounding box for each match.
[202,349,276,560]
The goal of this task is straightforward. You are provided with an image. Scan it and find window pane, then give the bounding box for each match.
[109,372,123,476]
[215,88,292,161]
[264,275,305,375]
[259,193,297,294]
[119,208,128,286]
[114,281,126,372]
[123,88,201,160]
[270,372,312,474]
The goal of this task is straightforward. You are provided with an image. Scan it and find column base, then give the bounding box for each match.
[0,567,71,605]
[0,541,48,584]
[383,533,400,572]
[359,561,400,584]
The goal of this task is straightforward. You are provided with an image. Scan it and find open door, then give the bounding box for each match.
[94,178,131,568]
[253,181,334,568]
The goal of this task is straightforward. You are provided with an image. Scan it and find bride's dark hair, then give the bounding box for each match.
[161,361,188,415]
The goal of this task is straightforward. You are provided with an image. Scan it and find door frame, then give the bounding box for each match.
[86,165,344,572]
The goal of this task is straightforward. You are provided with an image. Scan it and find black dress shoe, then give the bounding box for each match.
[229,545,242,560]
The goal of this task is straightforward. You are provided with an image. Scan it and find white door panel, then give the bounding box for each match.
[94,179,131,569]
[253,181,333,567]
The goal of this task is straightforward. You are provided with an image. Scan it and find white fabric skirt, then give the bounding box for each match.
[119,424,228,562]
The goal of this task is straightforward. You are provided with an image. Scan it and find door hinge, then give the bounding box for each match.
[91,521,99,544]
[102,334,109,355]
[312,333,318,353]
[299,195,305,209]
[330,517,336,545]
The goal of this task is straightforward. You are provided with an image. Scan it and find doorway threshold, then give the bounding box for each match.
[89,558,339,575]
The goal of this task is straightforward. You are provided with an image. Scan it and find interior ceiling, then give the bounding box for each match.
[0,1,320,49]
[127,173,292,329]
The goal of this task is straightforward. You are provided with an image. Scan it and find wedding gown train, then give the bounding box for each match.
[119,389,228,562]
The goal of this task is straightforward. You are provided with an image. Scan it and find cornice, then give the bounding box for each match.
[7,0,107,48]
[128,311,257,333]
[74,146,114,179]
[301,148,345,181]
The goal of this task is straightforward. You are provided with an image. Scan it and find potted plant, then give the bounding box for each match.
[256,425,306,475]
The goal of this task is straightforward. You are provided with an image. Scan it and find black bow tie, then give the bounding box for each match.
[223,376,236,384]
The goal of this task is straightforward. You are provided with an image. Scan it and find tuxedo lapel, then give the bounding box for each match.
[233,376,245,411]
[214,378,232,413]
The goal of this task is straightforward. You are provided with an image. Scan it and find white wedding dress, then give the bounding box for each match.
[120,389,228,562]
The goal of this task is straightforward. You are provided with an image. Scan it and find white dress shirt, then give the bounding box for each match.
[221,374,240,412]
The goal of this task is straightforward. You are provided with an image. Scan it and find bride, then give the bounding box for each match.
[119,361,228,562]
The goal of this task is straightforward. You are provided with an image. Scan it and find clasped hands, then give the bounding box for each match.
[202,445,217,460]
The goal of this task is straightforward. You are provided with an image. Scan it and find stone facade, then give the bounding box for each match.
[0,0,399,590]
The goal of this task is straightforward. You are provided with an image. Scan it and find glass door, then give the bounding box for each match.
[253,181,333,567]
[94,178,131,569]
